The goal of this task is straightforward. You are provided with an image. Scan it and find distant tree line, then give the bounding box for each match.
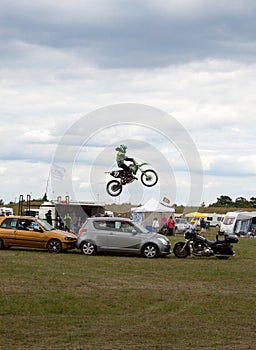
[209,195,256,208]
[1,195,256,209]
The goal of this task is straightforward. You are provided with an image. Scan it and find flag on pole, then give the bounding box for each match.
[51,164,66,180]
[162,197,171,204]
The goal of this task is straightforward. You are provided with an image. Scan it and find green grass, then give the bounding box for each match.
[0,236,255,350]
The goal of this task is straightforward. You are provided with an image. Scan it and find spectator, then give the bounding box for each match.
[152,217,160,232]
[200,217,206,235]
[167,216,175,236]
[45,210,52,225]
[64,212,72,232]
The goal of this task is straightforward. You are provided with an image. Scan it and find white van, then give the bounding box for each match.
[23,208,40,217]
[0,207,13,216]
[220,211,256,235]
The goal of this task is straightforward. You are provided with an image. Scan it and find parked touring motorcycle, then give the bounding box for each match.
[174,229,238,259]
[106,159,158,197]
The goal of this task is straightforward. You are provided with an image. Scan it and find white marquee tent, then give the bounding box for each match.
[131,198,175,229]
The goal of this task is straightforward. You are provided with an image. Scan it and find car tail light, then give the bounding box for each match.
[78,228,87,237]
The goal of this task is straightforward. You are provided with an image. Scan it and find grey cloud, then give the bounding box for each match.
[1,1,256,68]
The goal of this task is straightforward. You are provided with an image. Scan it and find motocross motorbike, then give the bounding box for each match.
[173,229,238,259]
[106,159,158,197]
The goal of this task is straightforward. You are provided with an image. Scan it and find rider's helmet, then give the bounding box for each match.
[117,144,127,153]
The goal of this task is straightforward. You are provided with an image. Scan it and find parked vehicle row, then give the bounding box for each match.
[0,215,171,258]
[0,215,239,259]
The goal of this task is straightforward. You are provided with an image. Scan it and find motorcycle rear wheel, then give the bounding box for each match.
[106,180,122,197]
[141,169,158,187]
[174,242,190,258]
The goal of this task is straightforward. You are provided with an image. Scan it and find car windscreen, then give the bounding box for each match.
[179,219,187,224]
[131,221,149,233]
[37,218,54,231]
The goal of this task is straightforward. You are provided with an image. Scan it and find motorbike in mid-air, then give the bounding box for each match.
[106,159,158,197]
[173,229,238,260]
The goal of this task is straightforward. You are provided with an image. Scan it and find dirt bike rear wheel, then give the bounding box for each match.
[141,169,158,187]
[106,180,122,197]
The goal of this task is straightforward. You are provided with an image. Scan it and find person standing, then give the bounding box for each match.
[167,216,175,236]
[64,212,71,232]
[152,217,160,232]
[200,217,206,235]
[45,210,52,225]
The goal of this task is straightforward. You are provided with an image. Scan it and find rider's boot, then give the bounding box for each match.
[127,171,137,180]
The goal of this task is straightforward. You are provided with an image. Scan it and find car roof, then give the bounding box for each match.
[88,217,131,222]
[0,215,38,221]
[0,216,36,219]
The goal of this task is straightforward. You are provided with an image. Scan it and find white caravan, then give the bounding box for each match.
[220,211,256,236]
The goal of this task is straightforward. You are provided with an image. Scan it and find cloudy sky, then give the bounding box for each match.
[1,0,256,207]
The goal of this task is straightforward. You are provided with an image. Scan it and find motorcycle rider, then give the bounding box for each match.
[115,144,137,179]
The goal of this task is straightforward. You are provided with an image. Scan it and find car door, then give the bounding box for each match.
[0,217,18,246]
[92,220,111,248]
[15,218,48,248]
[107,220,142,253]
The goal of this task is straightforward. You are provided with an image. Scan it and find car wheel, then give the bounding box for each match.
[47,239,62,253]
[142,243,159,258]
[0,238,4,250]
[81,241,97,255]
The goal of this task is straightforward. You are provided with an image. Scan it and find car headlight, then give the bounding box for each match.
[65,236,76,241]
[157,237,169,245]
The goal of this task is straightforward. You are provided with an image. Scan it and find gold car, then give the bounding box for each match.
[0,216,77,253]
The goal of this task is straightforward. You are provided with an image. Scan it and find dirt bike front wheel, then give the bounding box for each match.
[141,169,158,187]
[106,180,123,197]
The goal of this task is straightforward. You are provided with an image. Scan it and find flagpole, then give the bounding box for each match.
[44,168,51,200]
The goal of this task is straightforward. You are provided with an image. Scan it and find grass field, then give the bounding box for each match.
[0,235,255,350]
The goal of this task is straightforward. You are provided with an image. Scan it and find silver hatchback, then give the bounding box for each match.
[76,217,171,258]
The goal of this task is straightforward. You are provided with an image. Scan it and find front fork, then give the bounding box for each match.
[180,239,191,253]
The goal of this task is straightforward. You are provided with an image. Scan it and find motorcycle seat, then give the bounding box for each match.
[205,239,218,247]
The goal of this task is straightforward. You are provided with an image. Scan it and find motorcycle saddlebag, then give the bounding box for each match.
[225,234,239,243]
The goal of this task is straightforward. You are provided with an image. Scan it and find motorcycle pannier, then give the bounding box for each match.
[226,234,239,243]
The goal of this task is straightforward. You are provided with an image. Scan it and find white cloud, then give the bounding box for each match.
[1,57,256,204]
[0,167,7,175]
[0,160,50,202]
